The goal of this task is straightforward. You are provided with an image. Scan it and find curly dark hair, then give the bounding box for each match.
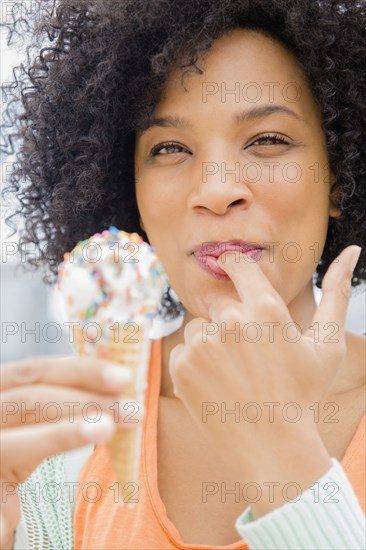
[1,0,365,318]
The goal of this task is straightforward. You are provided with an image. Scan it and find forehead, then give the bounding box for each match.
[195,29,306,83]
[150,28,320,124]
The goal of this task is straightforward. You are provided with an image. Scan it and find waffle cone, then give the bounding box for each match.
[73,322,151,505]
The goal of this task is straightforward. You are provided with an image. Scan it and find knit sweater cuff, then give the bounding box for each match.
[235,458,366,550]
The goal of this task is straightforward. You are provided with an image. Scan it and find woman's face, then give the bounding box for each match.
[134,28,340,319]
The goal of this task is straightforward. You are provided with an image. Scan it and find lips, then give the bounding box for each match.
[192,241,263,279]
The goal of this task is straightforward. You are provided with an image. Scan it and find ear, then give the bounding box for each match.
[328,171,342,218]
[329,203,342,218]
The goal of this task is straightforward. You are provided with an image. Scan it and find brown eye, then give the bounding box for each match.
[250,134,289,146]
[150,142,189,156]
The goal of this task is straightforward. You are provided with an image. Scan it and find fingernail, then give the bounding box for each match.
[80,415,115,444]
[348,246,362,274]
[101,364,132,389]
[116,400,144,426]
[217,251,238,271]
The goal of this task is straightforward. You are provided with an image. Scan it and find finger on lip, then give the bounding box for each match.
[194,241,262,256]
[217,249,262,271]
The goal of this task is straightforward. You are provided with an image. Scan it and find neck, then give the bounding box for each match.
[160,279,318,398]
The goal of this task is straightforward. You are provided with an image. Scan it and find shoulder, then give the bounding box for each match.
[343,331,365,391]
[346,331,365,373]
[328,331,365,398]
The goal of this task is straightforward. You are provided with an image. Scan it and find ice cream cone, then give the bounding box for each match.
[73,322,151,506]
[57,227,167,508]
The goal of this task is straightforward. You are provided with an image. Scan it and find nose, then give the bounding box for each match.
[187,158,254,215]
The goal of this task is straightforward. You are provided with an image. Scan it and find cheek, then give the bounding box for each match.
[258,171,330,299]
[135,181,185,274]
[136,180,182,226]
[262,160,330,230]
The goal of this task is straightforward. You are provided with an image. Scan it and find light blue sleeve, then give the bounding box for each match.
[235,458,366,550]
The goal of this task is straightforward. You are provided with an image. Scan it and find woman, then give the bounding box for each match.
[1,0,365,548]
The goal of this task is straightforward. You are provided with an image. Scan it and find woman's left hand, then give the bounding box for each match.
[169,245,361,515]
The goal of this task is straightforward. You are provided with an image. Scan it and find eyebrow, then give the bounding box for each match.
[141,104,306,132]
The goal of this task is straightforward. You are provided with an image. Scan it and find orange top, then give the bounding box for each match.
[74,338,366,550]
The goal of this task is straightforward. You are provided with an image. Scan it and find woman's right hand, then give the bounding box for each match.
[0,355,134,549]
